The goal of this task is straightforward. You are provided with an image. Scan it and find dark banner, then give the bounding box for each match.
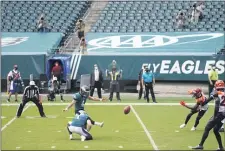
[1,55,46,79]
[76,55,225,81]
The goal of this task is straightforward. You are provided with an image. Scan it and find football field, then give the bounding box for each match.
[1,96,224,150]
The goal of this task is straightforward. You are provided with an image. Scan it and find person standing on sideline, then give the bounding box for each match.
[51,61,63,83]
[7,65,24,102]
[142,67,157,103]
[138,65,147,100]
[106,67,122,102]
[16,81,46,118]
[208,65,218,96]
[90,64,104,99]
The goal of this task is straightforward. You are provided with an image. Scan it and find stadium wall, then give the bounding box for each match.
[1,54,224,92]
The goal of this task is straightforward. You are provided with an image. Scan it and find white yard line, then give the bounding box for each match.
[1,105,31,131]
[1,103,214,106]
[130,105,159,151]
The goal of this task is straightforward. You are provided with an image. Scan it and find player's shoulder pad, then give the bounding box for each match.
[73,93,79,100]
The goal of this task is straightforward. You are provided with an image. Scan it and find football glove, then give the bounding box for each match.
[180,100,186,106]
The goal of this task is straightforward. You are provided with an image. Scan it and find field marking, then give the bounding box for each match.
[84,146,89,148]
[16,146,21,149]
[1,103,215,106]
[118,145,123,148]
[1,105,31,131]
[25,115,57,119]
[1,116,6,119]
[130,105,159,151]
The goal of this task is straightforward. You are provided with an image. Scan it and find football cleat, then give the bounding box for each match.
[69,135,73,140]
[180,124,186,128]
[192,145,203,150]
[100,122,104,128]
[191,127,196,131]
[81,135,86,141]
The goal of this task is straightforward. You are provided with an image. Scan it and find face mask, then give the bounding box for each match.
[14,67,18,70]
[212,67,216,70]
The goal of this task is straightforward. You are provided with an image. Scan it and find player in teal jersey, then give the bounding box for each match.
[63,85,106,128]
[67,112,93,141]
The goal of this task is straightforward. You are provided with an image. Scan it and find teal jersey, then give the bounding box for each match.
[73,92,88,111]
[71,114,89,127]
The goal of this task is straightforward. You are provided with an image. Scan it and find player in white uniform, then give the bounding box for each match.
[192,80,225,150]
[180,88,208,131]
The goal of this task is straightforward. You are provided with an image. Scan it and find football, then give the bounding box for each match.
[124,106,131,114]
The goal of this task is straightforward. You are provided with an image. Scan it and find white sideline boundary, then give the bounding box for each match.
[1,105,31,131]
[131,105,159,150]
[1,103,215,106]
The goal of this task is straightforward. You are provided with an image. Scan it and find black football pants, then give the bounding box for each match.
[184,110,207,127]
[199,112,225,148]
[16,97,45,117]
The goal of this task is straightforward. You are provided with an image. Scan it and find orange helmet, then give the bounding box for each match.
[214,80,225,89]
[188,88,202,98]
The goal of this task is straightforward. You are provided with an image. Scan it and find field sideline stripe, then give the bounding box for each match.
[130,105,159,150]
[1,103,215,106]
[1,105,31,131]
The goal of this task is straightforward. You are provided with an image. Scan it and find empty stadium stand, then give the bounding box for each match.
[1,1,91,35]
[91,1,225,32]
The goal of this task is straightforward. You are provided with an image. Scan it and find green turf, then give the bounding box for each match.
[0,95,193,103]
[1,97,224,150]
[134,106,225,150]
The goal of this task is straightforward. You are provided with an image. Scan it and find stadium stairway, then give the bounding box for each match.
[59,1,109,53]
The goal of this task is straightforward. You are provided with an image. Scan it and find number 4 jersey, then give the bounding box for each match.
[73,92,88,112]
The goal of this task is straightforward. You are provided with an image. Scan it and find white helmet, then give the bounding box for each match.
[80,85,90,96]
[29,81,35,86]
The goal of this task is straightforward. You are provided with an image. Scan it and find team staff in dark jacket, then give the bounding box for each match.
[16,81,46,118]
[138,65,147,100]
[90,64,104,99]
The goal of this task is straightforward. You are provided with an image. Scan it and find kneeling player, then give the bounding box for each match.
[180,88,208,131]
[67,113,93,141]
[63,85,105,128]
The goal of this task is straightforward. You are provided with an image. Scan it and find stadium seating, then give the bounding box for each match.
[1,1,91,35]
[91,1,225,32]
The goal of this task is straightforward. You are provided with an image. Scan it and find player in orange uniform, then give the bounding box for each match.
[179,88,208,131]
[192,80,225,150]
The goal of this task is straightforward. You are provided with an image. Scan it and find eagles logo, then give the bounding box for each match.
[2,37,29,47]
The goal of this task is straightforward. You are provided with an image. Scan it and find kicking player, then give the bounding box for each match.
[63,85,105,128]
[67,112,93,141]
[192,80,225,150]
[180,88,208,131]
